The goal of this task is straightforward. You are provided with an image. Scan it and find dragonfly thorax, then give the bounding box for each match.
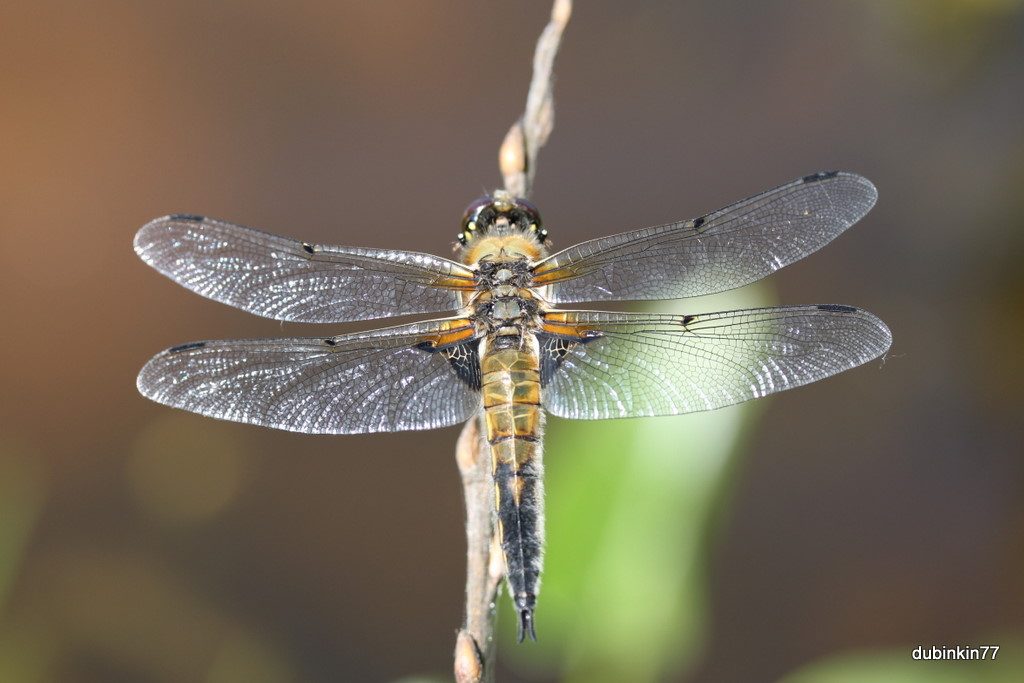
[476,259,534,289]
[472,258,542,326]
[492,299,523,320]
[474,290,541,326]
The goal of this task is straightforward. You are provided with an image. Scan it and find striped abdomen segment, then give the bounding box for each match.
[481,336,545,642]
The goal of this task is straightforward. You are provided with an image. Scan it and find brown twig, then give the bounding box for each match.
[453,417,503,683]
[454,2,572,681]
[499,0,572,200]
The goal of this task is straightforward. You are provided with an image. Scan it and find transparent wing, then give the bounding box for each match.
[137,318,482,434]
[135,215,477,323]
[533,172,877,303]
[540,306,891,420]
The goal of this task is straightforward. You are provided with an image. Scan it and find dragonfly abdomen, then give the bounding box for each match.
[480,336,545,642]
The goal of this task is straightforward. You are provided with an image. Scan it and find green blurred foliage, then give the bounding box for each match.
[205,629,296,683]
[0,440,45,614]
[0,440,48,682]
[869,0,1024,85]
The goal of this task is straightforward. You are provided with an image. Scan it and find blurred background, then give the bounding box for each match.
[2,1,1024,681]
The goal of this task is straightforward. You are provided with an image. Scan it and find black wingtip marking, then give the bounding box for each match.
[692,216,706,229]
[802,171,840,183]
[817,304,858,313]
[301,242,316,255]
[168,213,206,222]
[516,608,537,643]
[168,341,207,353]
[324,338,339,346]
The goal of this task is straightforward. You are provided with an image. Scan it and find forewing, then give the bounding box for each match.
[137,319,483,434]
[534,172,877,303]
[135,215,476,323]
[540,306,891,420]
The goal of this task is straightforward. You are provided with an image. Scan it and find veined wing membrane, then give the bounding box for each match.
[135,215,476,323]
[534,172,877,303]
[137,318,482,434]
[540,306,892,420]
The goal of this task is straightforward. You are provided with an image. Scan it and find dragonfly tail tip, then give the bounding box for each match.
[516,608,537,642]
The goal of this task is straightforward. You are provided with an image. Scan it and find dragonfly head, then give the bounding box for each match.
[456,192,548,251]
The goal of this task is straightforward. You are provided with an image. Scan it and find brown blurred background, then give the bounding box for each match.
[2,1,1024,682]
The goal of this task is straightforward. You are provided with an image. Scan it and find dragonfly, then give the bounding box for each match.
[135,170,891,642]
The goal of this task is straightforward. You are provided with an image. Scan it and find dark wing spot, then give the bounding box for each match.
[802,171,840,183]
[441,339,482,390]
[169,213,206,222]
[692,216,706,230]
[538,333,601,386]
[681,314,697,326]
[539,335,571,387]
[816,304,857,313]
[301,242,316,255]
[168,341,207,353]
[412,338,481,389]
[324,338,339,346]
